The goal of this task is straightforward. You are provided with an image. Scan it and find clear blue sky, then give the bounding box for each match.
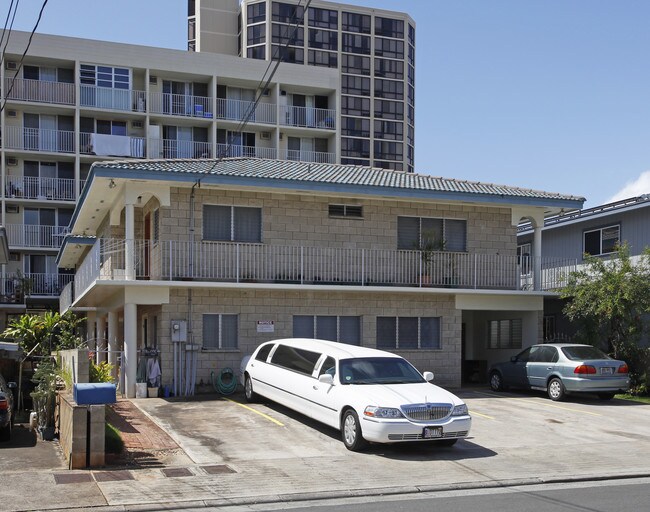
[10,0,650,207]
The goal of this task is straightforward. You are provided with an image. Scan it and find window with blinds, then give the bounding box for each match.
[397,216,466,252]
[203,205,261,242]
[203,314,238,349]
[487,318,522,349]
[293,315,361,345]
[377,316,441,350]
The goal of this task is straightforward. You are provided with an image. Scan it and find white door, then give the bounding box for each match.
[40,115,57,152]
[177,127,193,158]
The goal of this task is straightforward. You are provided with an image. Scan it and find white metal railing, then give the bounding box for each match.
[5,176,76,201]
[68,239,579,298]
[60,281,73,312]
[5,126,75,153]
[216,143,277,159]
[215,98,276,124]
[4,77,75,105]
[6,224,68,249]
[281,149,335,164]
[22,273,74,296]
[151,139,212,159]
[79,133,145,158]
[279,105,336,129]
[148,92,213,118]
[80,85,146,112]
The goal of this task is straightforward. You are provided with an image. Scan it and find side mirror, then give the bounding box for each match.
[423,371,434,382]
[319,374,334,385]
[510,356,518,363]
[7,382,17,389]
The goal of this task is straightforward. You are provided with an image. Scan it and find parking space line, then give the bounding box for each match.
[469,410,495,420]
[222,397,285,426]
[469,391,602,417]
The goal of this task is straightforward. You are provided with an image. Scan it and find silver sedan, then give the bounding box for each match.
[488,343,630,401]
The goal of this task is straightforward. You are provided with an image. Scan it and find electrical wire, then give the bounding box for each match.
[0,0,17,56]
[0,0,49,113]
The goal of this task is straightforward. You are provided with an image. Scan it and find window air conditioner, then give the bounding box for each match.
[279,132,284,140]
[6,157,18,166]
[5,61,17,70]
[262,88,270,96]
[8,252,20,262]
[131,120,144,128]
[260,132,271,140]
[149,75,158,84]
[280,90,287,96]
[7,110,17,118]
[5,205,19,214]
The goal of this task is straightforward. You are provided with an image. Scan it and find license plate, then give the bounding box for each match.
[423,427,443,439]
[601,367,614,375]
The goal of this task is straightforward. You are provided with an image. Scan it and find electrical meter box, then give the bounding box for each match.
[171,320,187,343]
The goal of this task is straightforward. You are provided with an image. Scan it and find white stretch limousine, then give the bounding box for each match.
[241,338,472,451]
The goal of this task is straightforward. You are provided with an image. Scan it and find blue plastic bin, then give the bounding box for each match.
[73,383,116,405]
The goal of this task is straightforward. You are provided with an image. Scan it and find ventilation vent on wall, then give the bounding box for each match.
[6,110,17,118]
[149,75,158,84]
[6,157,17,166]
[5,205,19,214]
[5,61,17,70]
[260,132,271,140]
[131,120,143,128]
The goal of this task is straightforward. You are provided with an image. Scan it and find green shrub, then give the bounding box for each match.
[90,361,114,383]
[105,423,124,454]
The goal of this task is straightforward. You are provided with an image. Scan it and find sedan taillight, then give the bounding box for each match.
[0,398,8,411]
[618,364,629,374]
[574,365,597,375]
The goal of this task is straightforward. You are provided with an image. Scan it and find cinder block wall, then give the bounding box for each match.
[58,349,90,384]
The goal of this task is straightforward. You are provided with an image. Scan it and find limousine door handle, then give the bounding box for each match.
[313,385,318,390]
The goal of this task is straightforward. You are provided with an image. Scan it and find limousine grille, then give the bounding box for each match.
[401,403,452,421]
[387,430,468,441]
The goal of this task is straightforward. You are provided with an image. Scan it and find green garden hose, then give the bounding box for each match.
[211,367,238,395]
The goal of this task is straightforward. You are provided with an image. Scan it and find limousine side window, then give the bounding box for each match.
[319,356,336,378]
[255,344,274,362]
[271,344,322,376]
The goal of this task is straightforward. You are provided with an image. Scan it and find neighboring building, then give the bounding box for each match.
[0,30,341,327]
[517,194,650,341]
[56,158,584,397]
[190,0,416,172]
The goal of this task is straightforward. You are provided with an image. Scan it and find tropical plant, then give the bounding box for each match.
[90,360,115,383]
[30,357,59,430]
[1,311,84,356]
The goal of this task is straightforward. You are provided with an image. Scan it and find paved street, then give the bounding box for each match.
[2,390,650,511]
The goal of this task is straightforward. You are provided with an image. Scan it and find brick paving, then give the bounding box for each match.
[106,398,178,452]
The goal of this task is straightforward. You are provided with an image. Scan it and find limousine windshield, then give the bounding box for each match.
[339,357,425,385]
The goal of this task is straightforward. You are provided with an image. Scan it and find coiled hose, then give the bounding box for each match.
[211,367,238,395]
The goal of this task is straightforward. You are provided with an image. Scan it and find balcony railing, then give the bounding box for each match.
[80,85,146,112]
[4,77,75,105]
[279,105,336,130]
[215,98,276,124]
[150,139,212,159]
[216,144,277,159]
[24,273,74,296]
[79,133,145,158]
[6,224,68,249]
[281,149,335,164]
[4,126,75,153]
[69,238,579,303]
[149,92,213,118]
[5,176,76,201]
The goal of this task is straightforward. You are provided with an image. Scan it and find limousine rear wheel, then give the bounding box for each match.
[244,374,257,403]
[341,409,367,451]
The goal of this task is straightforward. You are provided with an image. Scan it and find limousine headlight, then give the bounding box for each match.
[364,406,404,419]
[452,404,469,416]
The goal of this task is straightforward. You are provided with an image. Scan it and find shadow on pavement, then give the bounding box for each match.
[0,424,37,449]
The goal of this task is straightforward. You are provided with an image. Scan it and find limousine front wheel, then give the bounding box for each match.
[244,374,257,403]
[341,409,367,451]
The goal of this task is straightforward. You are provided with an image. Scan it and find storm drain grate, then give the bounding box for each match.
[201,465,236,475]
[93,470,135,482]
[53,473,93,485]
[162,467,193,478]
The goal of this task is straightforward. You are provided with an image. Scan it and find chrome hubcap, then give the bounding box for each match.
[491,374,500,389]
[344,415,356,445]
[549,381,560,398]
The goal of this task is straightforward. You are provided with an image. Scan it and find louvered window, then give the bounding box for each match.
[397,216,465,252]
[487,319,522,349]
[328,204,363,218]
[203,205,261,242]
[377,317,441,350]
[293,315,361,345]
[203,314,238,349]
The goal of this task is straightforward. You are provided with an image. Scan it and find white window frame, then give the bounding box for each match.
[202,313,239,350]
[202,204,262,243]
[583,224,620,257]
[377,316,442,350]
[487,318,523,349]
[293,315,362,345]
[397,215,467,252]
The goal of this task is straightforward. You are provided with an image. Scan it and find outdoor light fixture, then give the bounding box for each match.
[109,179,116,189]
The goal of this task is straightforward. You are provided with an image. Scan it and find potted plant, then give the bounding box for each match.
[415,230,445,286]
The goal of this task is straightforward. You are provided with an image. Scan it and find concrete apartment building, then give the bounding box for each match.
[0,29,342,326]
[57,157,583,397]
[189,0,416,173]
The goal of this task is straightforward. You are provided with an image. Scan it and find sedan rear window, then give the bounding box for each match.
[339,357,424,385]
[561,346,611,361]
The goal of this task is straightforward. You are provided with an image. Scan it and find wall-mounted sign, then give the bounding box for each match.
[256,320,275,333]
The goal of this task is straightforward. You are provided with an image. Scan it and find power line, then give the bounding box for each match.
[0,0,17,55]
[0,0,49,113]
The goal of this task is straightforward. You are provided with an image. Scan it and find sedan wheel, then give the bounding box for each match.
[489,371,504,392]
[598,392,615,401]
[547,377,566,401]
[341,409,367,451]
[244,374,257,403]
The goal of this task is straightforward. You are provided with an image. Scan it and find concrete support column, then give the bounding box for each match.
[123,303,137,398]
[533,226,543,291]
[125,202,135,280]
[107,311,119,382]
[86,311,97,352]
[96,315,106,364]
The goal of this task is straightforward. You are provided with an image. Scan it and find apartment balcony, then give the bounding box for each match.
[215,98,276,124]
[150,139,212,159]
[70,238,578,303]
[5,176,76,201]
[6,224,68,249]
[279,105,336,130]
[80,133,145,158]
[4,77,75,105]
[4,126,75,153]
[149,92,213,118]
[216,143,277,159]
[281,149,335,164]
[0,273,73,303]
[80,85,146,112]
